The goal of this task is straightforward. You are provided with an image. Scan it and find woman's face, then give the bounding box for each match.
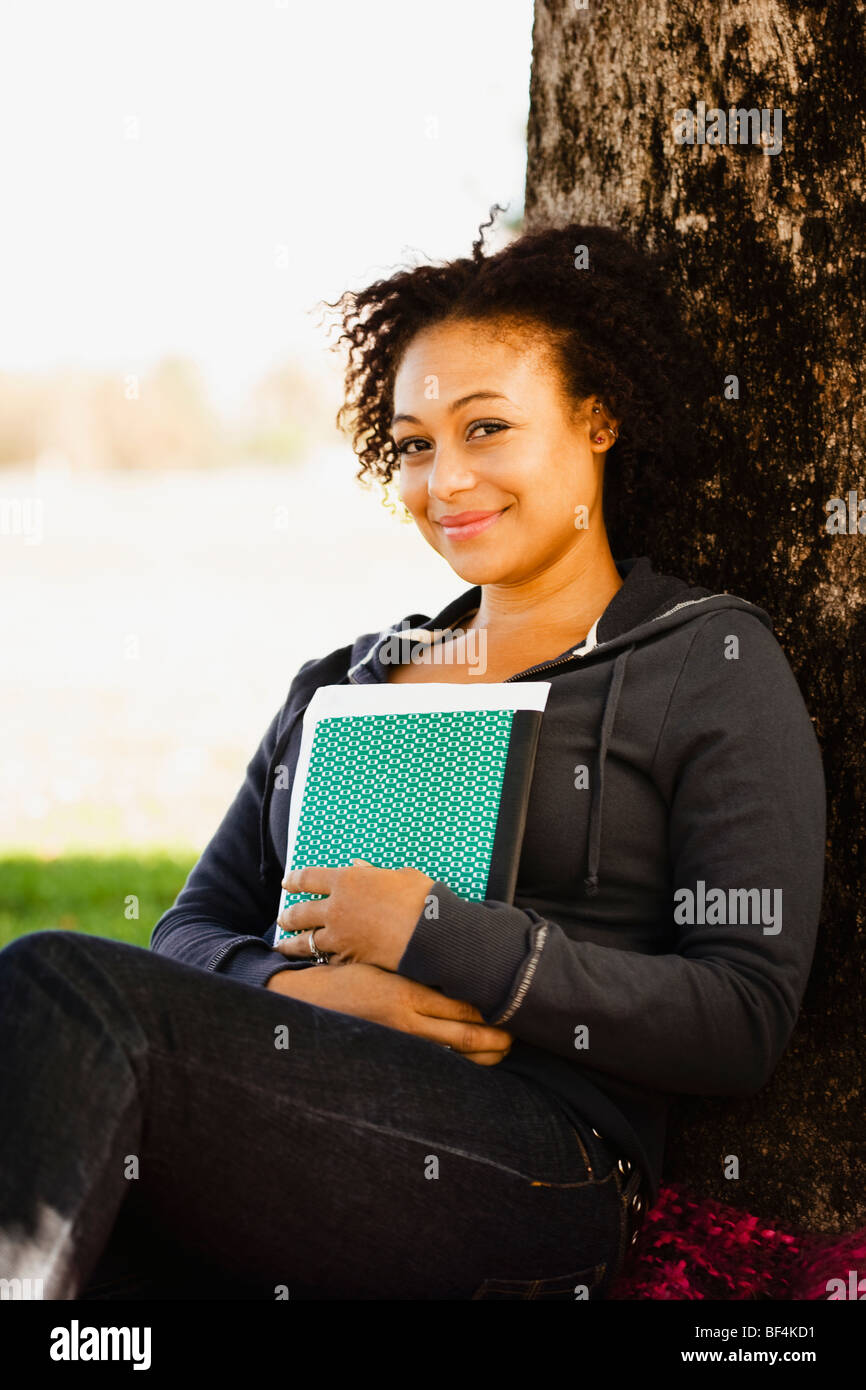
[390,317,616,587]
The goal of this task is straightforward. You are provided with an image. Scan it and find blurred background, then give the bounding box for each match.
[0,0,532,942]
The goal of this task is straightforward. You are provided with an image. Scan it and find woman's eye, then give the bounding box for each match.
[395,437,428,456]
[467,420,508,440]
[394,421,508,455]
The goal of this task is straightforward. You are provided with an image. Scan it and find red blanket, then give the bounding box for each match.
[607,1183,866,1300]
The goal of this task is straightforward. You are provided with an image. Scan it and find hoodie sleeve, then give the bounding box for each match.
[149,702,317,988]
[395,611,826,1097]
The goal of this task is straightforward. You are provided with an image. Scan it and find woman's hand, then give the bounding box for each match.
[266,960,514,1066]
[274,859,435,972]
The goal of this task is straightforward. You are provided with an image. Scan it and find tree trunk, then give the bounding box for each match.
[524,0,865,1232]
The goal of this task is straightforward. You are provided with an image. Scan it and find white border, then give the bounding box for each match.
[303,681,551,719]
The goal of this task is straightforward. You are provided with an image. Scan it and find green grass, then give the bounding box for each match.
[0,852,198,950]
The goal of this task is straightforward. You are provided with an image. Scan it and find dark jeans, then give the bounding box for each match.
[0,929,631,1300]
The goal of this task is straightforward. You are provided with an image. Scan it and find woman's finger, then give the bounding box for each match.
[276,896,328,939]
[463,1052,512,1066]
[282,866,335,897]
[411,1014,512,1055]
[274,924,332,958]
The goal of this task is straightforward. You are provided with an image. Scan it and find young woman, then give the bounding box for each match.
[0,219,825,1301]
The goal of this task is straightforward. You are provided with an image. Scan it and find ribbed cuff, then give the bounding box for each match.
[211,939,317,989]
[395,880,536,1018]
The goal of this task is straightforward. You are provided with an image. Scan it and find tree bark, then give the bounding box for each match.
[524,0,865,1232]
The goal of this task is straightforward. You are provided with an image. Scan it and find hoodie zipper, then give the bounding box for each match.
[207,936,263,971]
[503,649,587,682]
[208,941,237,971]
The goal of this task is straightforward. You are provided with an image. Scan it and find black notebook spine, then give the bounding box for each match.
[485,708,544,904]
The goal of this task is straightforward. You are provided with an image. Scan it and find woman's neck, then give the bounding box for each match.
[463,543,624,645]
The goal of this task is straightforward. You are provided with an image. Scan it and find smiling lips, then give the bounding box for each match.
[434,508,506,540]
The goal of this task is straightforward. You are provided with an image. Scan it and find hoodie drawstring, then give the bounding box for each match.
[583,643,634,897]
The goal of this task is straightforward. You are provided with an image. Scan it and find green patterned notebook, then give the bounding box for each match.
[273,681,551,943]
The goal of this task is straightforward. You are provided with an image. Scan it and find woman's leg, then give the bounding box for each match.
[0,929,624,1300]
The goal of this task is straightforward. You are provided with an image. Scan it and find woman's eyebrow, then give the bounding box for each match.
[391,390,511,427]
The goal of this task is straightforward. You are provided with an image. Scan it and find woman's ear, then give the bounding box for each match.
[589,399,620,452]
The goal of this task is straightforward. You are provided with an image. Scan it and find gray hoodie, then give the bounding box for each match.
[151,556,826,1207]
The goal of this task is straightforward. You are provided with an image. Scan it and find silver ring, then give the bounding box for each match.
[308,929,329,964]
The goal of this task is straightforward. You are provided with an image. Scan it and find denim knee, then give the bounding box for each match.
[0,928,89,968]
[0,931,107,1004]
[0,929,148,1071]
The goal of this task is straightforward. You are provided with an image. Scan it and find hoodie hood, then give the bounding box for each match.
[257,556,773,890]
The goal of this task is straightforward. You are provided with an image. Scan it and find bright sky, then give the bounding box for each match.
[0,0,533,413]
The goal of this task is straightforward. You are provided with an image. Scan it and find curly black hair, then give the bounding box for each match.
[323,207,720,542]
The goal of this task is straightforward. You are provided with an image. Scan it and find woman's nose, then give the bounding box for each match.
[426,447,477,500]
